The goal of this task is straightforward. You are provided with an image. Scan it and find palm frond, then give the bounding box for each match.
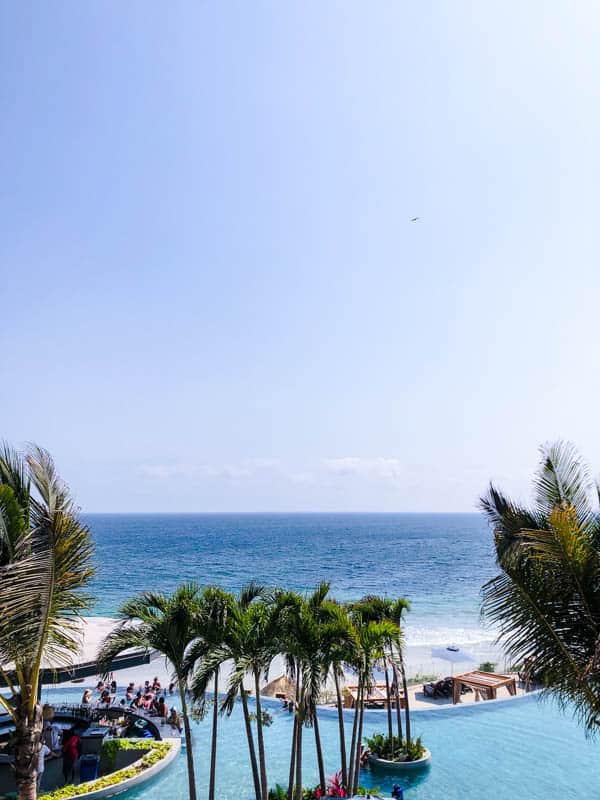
[534,441,596,529]
[96,623,151,677]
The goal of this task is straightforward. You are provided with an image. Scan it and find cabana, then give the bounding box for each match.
[261,674,295,699]
[343,684,405,709]
[452,670,517,703]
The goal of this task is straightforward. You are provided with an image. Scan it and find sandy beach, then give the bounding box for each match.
[58,616,510,709]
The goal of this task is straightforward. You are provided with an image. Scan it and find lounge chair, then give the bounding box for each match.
[422,680,448,698]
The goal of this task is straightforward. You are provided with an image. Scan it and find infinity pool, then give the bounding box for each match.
[45,687,599,800]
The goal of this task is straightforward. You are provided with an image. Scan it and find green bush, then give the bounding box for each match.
[101,737,164,770]
[356,787,383,797]
[364,732,426,763]
[479,661,496,673]
[38,740,172,800]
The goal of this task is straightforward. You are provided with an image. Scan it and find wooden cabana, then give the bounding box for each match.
[452,670,517,704]
[261,674,295,699]
[343,684,405,709]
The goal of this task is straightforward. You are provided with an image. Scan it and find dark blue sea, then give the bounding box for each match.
[84,513,498,647]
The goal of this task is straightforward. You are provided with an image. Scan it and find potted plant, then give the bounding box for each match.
[364,733,430,771]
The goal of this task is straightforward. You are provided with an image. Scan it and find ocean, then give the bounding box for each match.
[85,512,501,669]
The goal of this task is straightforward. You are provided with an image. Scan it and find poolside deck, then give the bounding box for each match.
[408,674,529,709]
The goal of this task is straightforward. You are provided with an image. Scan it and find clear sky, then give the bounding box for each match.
[2,2,600,512]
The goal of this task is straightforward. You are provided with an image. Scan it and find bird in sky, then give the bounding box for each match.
[410,216,420,222]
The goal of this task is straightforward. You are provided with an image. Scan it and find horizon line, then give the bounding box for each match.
[81,509,482,515]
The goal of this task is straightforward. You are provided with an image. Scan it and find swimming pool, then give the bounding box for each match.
[44,687,599,800]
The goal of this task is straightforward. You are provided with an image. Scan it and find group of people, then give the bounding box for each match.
[38,721,81,789]
[80,675,182,733]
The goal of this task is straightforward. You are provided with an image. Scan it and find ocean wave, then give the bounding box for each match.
[403,624,498,647]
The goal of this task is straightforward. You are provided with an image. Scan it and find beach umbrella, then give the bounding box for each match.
[431,644,476,675]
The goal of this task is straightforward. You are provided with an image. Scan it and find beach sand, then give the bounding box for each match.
[58,617,509,705]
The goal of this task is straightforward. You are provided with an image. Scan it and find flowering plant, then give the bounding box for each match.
[316,771,346,798]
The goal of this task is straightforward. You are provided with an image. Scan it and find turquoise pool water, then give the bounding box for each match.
[44,688,599,800]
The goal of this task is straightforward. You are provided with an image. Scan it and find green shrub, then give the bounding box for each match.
[403,736,425,761]
[356,787,383,797]
[364,732,426,763]
[268,784,288,800]
[406,673,437,686]
[479,661,496,673]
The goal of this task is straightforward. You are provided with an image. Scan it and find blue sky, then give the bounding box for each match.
[2,2,600,512]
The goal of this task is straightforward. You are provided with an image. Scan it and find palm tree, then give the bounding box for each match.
[97,584,202,800]
[388,598,411,747]
[197,584,273,800]
[275,584,330,800]
[186,587,235,800]
[0,444,94,800]
[316,601,357,789]
[349,596,409,747]
[480,440,600,732]
[346,616,395,795]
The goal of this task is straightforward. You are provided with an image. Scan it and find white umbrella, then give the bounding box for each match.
[431,644,476,675]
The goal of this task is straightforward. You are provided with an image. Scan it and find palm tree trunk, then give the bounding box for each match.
[14,699,43,800]
[254,670,268,800]
[384,660,393,742]
[241,688,261,800]
[347,683,361,793]
[179,682,198,800]
[333,669,347,788]
[287,715,297,800]
[208,671,219,800]
[287,673,300,800]
[294,708,303,800]
[399,657,411,748]
[313,710,326,795]
[353,695,365,796]
[391,663,403,742]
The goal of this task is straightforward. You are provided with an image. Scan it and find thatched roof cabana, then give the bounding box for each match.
[261,674,295,698]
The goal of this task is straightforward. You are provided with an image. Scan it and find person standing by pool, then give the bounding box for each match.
[37,742,51,790]
[62,730,81,785]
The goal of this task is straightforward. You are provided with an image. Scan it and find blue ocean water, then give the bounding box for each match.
[85,513,497,646]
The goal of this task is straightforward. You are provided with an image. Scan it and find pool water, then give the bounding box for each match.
[44,687,599,800]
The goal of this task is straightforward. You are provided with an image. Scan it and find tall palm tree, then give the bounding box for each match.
[0,444,94,800]
[186,587,235,800]
[388,598,411,747]
[346,617,395,795]
[317,601,357,789]
[97,584,202,800]
[480,441,600,732]
[275,584,330,800]
[197,584,273,800]
[349,596,409,746]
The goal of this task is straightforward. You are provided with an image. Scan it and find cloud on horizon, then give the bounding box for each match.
[139,456,407,487]
[322,456,404,482]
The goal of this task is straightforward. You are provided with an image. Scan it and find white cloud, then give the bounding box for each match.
[139,463,196,479]
[139,458,280,481]
[288,472,316,485]
[322,457,405,482]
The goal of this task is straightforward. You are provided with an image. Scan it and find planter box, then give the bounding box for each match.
[367,749,431,772]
